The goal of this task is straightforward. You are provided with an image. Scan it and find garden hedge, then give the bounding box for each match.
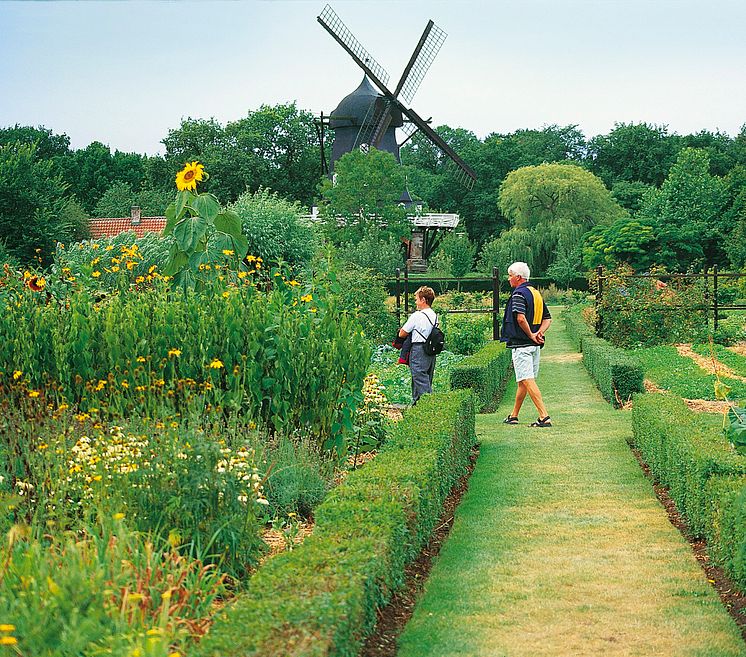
[449,340,512,412]
[582,336,645,407]
[195,390,476,657]
[631,393,746,538]
[562,303,595,352]
[562,305,643,406]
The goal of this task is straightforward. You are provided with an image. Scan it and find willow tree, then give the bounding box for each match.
[495,162,627,274]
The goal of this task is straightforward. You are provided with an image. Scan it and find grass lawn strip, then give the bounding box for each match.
[396,316,746,657]
[634,345,746,400]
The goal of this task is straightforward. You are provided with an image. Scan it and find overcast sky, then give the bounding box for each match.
[2,0,744,156]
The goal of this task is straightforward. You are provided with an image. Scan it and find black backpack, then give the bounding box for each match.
[419,311,445,356]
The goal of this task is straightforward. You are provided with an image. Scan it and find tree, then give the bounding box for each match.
[319,148,408,243]
[498,162,627,273]
[587,122,681,187]
[0,141,86,264]
[0,125,71,160]
[638,147,727,269]
[582,218,658,271]
[439,232,476,278]
[94,181,172,218]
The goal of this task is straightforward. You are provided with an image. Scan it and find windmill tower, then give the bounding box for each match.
[317,5,476,271]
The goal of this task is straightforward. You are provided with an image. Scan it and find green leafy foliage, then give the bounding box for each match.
[193,391,476,657]
[449,340,512,411]
[596,266,708,347]
[633,346,746,400]
[336,226,404,276]
[94,180,172,218]
[437,232,476,278]
[580,335,645,407]
[0,141,88,265]
[230,187,317,274]
[497,163,627,274]
[632,392,746,539]
[319,148,409,243]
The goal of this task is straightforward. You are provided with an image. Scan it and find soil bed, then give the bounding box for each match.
[359,445,479,657]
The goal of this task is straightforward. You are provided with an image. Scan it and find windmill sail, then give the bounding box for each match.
[318,3,476,190]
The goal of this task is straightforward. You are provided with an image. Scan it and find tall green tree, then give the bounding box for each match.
[587,122,681,187]
[0,142,88,264]
[319,148,408,243]
[638,147,727,269]
[497,162,627,273]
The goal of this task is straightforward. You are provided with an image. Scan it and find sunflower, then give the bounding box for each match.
[175,161,206,192]
[26,275,46,292]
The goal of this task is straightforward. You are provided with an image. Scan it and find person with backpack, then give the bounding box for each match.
[398,285,442,405]
[501,262,553,427]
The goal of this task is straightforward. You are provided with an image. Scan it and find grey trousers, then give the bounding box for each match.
[410,344,435,404]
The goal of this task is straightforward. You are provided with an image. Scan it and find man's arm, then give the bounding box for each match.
[399,327,409,338]
[537,318,552,341]
[516,313,543,345]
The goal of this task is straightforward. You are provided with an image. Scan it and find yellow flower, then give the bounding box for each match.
[288,280,300,287]
[168,348,182,358]
[136,356,146,363]
[113,512,126,521]
[0,636,17,645]
[135,276,145,283]
[12,370,22,380]
[301,294,313,303]
[175,161,206,192]
[209,359,224,369]
[0,625,15,633]
[26,275,46,292]
[91,271,101,278]
[28,390,40,398]
[222,249,234,256]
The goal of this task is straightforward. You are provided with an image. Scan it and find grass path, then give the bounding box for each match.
[396,313,746,657]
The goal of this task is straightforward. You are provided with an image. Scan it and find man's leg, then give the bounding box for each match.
[410,346,433,404]
[523,378,548,419]
[511,380,528,417]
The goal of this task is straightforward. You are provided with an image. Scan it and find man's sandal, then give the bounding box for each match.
[503,415,519,425]
[529,416,552,428]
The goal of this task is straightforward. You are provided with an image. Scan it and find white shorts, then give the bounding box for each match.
[511,345,541,382]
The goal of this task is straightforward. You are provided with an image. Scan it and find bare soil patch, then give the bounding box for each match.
[676,344,746,382]
[359,445,479,657]
[644,378,665,394]
[685,399,731,413]
[630,444,746,639]
[543,353,582,363]
[729,344,746,358]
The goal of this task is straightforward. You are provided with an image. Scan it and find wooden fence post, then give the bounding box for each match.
[595,265,604,338]
[492,267,500,340]
[395,268,401,326]
[713,264,719,334]
[404,267,410,316]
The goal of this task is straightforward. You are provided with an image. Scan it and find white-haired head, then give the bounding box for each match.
[508,262,530,281]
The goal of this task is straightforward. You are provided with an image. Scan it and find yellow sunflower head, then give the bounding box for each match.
[175,161,206,192]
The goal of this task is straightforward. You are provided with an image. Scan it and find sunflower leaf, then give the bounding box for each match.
[190,193,221,223]
[173,215,208,253]
[214,210,242,238]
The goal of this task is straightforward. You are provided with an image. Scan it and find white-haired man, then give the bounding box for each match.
[501,262,552,427]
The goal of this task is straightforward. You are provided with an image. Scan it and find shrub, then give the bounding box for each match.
[596,265,707,347]
[336,227,404,276]
[262,434,333,518]
[562,304,596,352]
[333,262,398,345]
[194,391,476,657]
[441,312,491,355]
[581,336,645,406]
[450,340,512,412]
[714,313,746,346]
[631,393,746,537]
[230,187,317,274]
[705,476,746,588]
[438,233,476,278]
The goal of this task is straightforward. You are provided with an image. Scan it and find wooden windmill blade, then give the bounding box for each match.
[400,106,477,189]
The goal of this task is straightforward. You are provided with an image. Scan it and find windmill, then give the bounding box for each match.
[317,4,476,190]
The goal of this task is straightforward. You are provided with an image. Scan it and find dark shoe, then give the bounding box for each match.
[530,416,552,428]
[503,415,519,425]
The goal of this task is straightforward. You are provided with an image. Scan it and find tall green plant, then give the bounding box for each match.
[162,162,248,289]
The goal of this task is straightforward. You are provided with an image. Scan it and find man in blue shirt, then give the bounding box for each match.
[501,262,552,427]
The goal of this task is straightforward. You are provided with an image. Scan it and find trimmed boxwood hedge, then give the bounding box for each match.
[582,336,645,407]
[194,390,476,657]
[562,304,595,352]
[449,340,512,412]
[631,393,746,538]
[562,306,643,407]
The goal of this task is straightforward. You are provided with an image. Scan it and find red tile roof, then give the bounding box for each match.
[89,216,167,239]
